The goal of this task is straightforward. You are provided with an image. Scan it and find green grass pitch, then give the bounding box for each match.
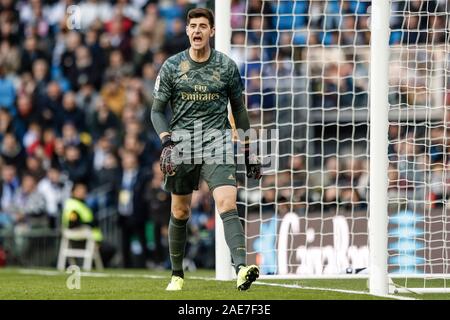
[0,268,449,300]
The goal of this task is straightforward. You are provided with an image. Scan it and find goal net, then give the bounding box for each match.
[219,0,450,293]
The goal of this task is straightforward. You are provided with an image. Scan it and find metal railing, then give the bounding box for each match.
[0,185,120,268]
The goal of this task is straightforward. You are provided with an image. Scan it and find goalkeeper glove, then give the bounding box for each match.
[244,144,262,180]
[160,135,177,176]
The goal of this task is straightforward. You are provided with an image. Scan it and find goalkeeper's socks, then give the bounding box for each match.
[220,209,247,273]
[172,270,184,279]
[168,214,188,273]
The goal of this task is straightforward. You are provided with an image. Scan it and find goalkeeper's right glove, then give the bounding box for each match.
[160,135,177,176]
[244,144,262,180]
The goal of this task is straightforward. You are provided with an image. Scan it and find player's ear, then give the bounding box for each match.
[210,26,215,38]
[186,25,189,36]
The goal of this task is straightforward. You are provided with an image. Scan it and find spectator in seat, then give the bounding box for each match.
[14,94,43,143]
[90,98,122,141]
[117,150,149,268]
[40,81,63,130]
[6,173,47,262]
[92,151,121,208]
[61,143,90,185]
[55,91,86,134]
[104,49,133,82]
[0,65,15,114]
[100,76,127,118]
[0,164,20,229]
[76,83,99,129]
[0,132,26,173]
[0,108,19,145]
[322,156,339,209]
[19,36,48,74]
[38,164,72,229]
[66,46,98,92]
[60,31,82,80]
[24,154,46,182]
[162,18,189,56]
[10,173,47,229]
[31,58,50,111]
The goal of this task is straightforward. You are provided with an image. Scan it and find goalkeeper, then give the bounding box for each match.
[151,7,261,291]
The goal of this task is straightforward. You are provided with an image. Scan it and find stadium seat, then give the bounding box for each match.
[57,227,103,271]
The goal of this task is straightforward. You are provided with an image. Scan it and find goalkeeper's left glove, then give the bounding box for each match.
[244,145,262,180]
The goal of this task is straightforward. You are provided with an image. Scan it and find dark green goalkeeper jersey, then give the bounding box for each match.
[153,48,244,133]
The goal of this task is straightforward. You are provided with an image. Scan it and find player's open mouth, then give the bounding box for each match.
[193,36,202,43]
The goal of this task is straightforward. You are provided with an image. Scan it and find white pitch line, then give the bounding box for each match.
[185,275,417,300]
[18,269,165,279]
[17,269,417,300]
[251,281,418,300]
[18,269,63,276]
[188,276,216,281]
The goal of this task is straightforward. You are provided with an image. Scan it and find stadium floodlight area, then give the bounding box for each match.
[214,0,450,295]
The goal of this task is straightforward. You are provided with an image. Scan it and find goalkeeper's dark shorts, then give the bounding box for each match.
[163,163,237,195]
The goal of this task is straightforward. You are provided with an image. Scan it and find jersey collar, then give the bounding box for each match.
[186,48,215,67]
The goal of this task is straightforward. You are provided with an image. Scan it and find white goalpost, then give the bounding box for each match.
[368,0,389,296]
[215,0,450,295]
[214,0,235,281]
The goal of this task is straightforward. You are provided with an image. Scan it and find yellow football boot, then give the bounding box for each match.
[236,265,259,291]
[166,276,184,291]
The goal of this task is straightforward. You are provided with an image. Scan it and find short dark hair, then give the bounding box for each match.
[187,8,214,27]
[72,181,88,193]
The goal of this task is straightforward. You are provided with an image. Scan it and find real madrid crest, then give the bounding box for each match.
[212,70,221,82]
[180,60,190,73]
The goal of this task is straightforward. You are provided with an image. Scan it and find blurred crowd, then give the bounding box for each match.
[250,120,450,218]
[230,0,450,213]
[0,0,448,268]
[230,0,449,110]
[0,0,215,268]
